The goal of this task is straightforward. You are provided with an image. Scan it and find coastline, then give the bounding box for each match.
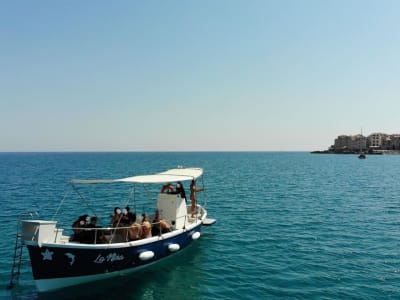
[311,150,400,155]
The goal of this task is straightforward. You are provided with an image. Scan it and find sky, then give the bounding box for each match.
[1,0,400,151]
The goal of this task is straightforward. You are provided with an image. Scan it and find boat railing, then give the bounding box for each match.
[22,205,205,245]
[186,204,205,218]
[62,209,204,245]
[64,220,172,245]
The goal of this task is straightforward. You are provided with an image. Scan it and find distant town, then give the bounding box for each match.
[312,132,400,154]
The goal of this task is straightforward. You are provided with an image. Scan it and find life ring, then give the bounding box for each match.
[161,184,174,193]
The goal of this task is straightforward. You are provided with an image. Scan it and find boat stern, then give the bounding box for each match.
[22,220,66,246]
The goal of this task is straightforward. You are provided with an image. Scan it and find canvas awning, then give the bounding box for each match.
[71,167,203,185]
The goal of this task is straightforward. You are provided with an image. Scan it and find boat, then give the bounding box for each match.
[15,167,216,292]
[358,152,366,159]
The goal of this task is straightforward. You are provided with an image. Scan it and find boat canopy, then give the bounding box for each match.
[71,167,203,185]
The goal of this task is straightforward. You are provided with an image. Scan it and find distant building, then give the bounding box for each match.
[382,134,400,150]
[334,135,351,151]
[368,133,387,149]
[317,132,400,154]
[333,134,366,152]
[331,132,400,153]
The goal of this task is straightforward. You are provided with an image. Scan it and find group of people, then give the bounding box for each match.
[71,214,106,243]
[161,179,204,217]
[71,179,203,243]
[111,206,135,227]
[161,181,187,199]
[110,206,171,242]
[71,206,173,244]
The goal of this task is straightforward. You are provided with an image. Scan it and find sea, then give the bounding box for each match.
[1,152,400,300]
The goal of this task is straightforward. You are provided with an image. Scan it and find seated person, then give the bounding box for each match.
[120,207,131,227]
[161,183,174,193]
[71,214,89,242]
[84,216,106,244]
[141,214,152,239]
[125,206,135,224]
[128,214,142,241]
[152,209,171,236]
[111,207,122,227]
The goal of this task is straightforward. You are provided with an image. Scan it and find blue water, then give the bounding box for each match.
[1,152,400,299]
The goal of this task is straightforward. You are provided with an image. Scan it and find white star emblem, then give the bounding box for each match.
[41,249,54,261]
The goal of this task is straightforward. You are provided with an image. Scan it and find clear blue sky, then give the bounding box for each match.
[1,0,399,151]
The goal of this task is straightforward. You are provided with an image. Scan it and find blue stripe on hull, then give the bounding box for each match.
[27,226,201,282]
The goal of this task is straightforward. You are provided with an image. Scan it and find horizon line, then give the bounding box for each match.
[0,150,312,153]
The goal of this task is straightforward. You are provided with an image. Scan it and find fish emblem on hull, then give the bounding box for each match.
[65,253,75,266]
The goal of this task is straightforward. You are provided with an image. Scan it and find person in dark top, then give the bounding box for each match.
[71,214,89,242]
[120,207,130,227]
[85,216,106,244]
[176,181,187,202]
[124,206,136,224]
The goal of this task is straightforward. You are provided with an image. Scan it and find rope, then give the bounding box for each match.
[109,214,124,244]
[131,186,137,213]
[110,185,137,244]
[200,174,208,208]
[52,189,71,221]
[142,184,157,209]
[70,183,97,217]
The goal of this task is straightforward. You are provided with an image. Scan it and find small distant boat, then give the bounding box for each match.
[358,152,366,159]
[12,167,216,292]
